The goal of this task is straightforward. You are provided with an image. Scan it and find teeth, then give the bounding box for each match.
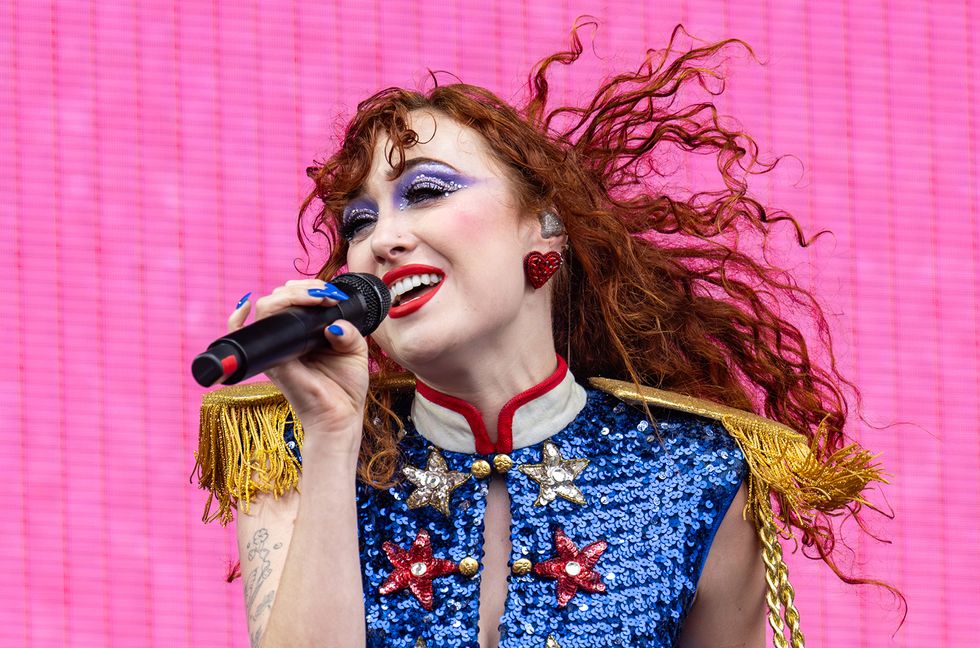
[389,273,442,302]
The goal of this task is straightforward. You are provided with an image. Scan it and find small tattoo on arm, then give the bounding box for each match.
[243,528,283,644]
[251,589,275,621]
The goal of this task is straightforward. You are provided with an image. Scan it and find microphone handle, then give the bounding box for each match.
[196,291,371,386]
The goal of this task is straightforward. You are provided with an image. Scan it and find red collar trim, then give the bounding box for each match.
[413,355,569,454]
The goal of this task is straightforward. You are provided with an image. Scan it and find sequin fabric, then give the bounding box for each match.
[290,387,746,647]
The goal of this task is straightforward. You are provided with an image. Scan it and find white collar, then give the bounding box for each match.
[410,355,587,454]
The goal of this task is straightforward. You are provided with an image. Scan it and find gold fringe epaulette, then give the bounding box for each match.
[588,377,883,529]
[590,376,885,648]
[194,382,300,525]
[194,374,415,526]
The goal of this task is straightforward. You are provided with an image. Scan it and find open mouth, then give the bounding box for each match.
[390,273,443,307]
[382,264,446,319]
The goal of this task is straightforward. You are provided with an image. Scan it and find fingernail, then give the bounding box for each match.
[235,292,252,309]
[327,324,344,336]
[322,283,350,300]
[307,284,349,300]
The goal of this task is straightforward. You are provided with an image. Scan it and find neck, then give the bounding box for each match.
[406,304,559,443]
[412,353,582,454]
[416,347,559,445]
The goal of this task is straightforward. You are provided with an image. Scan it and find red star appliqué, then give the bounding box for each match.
[534,528,608,607]
[379,529,458,610]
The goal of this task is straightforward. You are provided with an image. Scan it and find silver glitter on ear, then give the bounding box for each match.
[539,210,565,238]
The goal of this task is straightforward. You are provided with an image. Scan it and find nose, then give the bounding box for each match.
[368,209,417,265]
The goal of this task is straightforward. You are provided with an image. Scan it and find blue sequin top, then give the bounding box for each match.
[287,373,746,647]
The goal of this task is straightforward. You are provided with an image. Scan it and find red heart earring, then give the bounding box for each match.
[523,251,563,288]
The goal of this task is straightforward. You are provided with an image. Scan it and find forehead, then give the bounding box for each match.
[364,110,499,184]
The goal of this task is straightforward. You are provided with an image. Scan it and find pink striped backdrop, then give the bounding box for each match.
[2,1,977,646]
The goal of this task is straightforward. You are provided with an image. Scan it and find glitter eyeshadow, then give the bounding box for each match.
[395,163,471,211]
[340,202,379,242]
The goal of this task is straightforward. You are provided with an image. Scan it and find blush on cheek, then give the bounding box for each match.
[446,209,490,240]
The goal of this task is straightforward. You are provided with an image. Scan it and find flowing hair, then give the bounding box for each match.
[299,22,893,594]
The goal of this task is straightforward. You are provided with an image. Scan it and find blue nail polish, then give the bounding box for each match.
[308,284,349,300]
[327,324,344,336]
[235,292,252,309]
[322,283,350,300]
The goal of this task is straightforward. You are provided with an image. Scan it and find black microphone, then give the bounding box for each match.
[191,272,391,387]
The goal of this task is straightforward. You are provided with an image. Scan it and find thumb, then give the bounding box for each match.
[324,319,368,355]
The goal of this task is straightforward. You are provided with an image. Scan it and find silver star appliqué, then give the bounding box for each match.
[518,441,590,506]
[402,449,471,516]
[545,636,562,648]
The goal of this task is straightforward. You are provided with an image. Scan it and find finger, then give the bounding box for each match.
[227,292,253,332]
[323,319,368,355]
[306,282,351,302]
[254,283,350,319]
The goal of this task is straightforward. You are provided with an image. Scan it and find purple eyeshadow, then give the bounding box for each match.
[395,162,471,210]
[340,199,378,241]
[339,160,474,241]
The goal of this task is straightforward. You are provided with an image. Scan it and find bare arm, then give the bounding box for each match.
[238,441,365,648]
[237,489,299,647]
[679,483,767,648]
[228,281,372,647]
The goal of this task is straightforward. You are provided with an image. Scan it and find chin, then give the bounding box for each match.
[376,329,460,375]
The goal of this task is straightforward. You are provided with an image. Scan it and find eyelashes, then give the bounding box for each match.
[398,174,465,210]
[340,172,468,242]
[339,207,377,242]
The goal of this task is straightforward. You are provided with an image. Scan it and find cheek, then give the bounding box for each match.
[440,208,491,244]
[440,201,526,260]
[344,246,374,274]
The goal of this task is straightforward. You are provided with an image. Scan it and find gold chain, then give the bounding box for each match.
[758,516,805,648]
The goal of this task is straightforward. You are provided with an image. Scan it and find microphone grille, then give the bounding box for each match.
[331,272,391,333]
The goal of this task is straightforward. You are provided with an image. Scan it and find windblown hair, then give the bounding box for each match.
[300,23,886,591]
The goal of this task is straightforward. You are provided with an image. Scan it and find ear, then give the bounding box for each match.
[524,209,568,254]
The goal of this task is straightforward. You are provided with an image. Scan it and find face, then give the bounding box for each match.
[342,110,556,371]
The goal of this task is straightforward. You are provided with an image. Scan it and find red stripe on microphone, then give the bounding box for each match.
[220,354,238,376]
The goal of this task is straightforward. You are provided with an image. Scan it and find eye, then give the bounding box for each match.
[340,207,377,242]
[401,174,464,207]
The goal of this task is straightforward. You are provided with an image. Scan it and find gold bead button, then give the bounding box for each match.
[511,558,533,576]
[458,557,479,577]
[470,459,492,479]
[493,454,514,473]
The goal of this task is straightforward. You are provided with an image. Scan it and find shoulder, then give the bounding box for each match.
[586,377,749,469]
[194,382,299,525]
[193,374,415,525]
[589,375,818,475]
[588,376,794,442]
[587,375,884,527]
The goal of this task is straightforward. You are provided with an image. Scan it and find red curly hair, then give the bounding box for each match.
[298,23,890,593]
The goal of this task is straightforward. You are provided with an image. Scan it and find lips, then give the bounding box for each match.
[382,263,446,319]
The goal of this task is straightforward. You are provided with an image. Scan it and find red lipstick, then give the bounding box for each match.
[382,264,445,319]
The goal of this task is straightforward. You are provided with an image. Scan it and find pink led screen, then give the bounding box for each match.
[2,1,977,646]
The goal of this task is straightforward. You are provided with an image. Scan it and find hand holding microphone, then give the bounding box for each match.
[192,272,391,453]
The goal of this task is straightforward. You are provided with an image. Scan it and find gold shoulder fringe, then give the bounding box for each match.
[193,374,416,525]
[588,377,884,531]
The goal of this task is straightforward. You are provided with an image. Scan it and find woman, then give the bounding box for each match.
[196,26,883,648]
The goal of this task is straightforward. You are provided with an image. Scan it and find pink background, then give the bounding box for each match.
[2,1,977,646]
